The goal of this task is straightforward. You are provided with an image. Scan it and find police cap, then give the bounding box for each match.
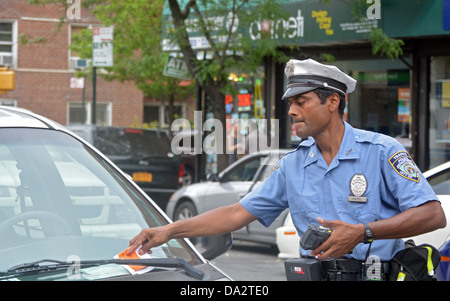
[282,58,357,100]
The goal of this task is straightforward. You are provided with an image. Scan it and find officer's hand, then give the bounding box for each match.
[310,217,363,259]
[128,226,170,256]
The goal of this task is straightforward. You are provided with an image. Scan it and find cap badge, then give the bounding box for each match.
[285,61,295,77]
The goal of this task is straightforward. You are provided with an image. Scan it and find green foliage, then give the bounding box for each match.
[369,27,404,59]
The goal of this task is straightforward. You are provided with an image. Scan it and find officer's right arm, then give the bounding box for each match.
[128,203,257,255]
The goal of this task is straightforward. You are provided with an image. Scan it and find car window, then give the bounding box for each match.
[93,128,172,157]
[221,156,262,182]
[427,168,450,195]
[0,128,198,271]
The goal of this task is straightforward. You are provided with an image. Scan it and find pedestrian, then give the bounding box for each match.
[227,120,245,164]
[128,58,446,280]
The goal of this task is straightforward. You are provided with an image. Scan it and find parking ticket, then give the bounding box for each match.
[114,246,154,275]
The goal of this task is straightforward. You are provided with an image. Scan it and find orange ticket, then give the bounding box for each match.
[114,246,153,274]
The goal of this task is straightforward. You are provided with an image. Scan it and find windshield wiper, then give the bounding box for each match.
[0,258,204,280]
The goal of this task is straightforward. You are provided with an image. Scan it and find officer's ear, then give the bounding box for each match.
[327,93,340,113]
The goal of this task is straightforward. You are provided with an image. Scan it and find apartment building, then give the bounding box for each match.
[0,0,143,126]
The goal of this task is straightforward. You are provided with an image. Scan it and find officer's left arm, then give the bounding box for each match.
[363,200,446,241]
[312,145,447,259]
[311,201,446,259]
[370,147,447,240]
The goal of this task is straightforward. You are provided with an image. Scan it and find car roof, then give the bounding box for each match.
[0,106,65,131]
[424,161,450,178]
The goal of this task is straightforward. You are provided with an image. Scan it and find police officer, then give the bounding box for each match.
[128,59,446,278]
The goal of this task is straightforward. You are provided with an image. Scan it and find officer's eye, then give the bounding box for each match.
[293,96,309,106]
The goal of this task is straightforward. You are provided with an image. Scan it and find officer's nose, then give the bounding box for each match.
[288,103,298,117]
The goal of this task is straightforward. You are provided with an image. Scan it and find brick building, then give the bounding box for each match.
[0,0,144,126]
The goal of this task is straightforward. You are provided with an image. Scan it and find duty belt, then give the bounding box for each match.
[321,258,390,281]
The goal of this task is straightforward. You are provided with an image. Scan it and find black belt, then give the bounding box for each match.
[320,258,390,281]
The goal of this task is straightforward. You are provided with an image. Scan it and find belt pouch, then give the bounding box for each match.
[284,258,323,281]
[321,259,362,281]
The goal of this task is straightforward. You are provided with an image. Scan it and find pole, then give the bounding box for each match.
[82,76,86,124]
[92,67,96,125]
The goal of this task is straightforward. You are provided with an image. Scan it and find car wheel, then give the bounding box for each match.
[174,201,197,221]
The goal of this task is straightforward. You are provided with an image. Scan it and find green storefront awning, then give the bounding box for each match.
[162,0,450,51]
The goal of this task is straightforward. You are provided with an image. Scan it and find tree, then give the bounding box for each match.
[79,0,196,130]
[164,0,290,171]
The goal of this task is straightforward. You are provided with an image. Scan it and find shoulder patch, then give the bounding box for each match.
[389,151,420,182]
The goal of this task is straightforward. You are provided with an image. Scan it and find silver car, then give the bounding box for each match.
[166,149,292,246]
[0,106,231,281]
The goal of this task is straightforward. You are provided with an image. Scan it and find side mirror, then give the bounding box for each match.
[191,233,233,260]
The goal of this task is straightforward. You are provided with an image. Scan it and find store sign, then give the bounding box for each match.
[92,27,113,67]
[161,1,377,51]
[161,0,449,52]
[444,0,450,30]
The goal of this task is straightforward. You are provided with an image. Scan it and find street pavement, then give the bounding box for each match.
[211,240,287,281]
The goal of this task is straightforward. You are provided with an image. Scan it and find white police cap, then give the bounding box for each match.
[282,58,357,100]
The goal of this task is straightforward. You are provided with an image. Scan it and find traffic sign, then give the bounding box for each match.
[163,56,190,80]
[92,27,113,67]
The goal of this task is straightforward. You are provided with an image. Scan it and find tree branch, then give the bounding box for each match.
[181,0,196,19]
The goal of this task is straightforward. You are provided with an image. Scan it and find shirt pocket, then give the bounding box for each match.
[289,194,320,227]
[336,193,379,224]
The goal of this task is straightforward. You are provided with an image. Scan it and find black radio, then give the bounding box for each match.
[300,224,333,250]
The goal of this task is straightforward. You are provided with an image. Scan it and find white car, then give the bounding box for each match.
[276,161,450,258]
[0,106,231,281]
[166,149,292,246]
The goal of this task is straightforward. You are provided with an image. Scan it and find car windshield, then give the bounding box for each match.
[92,127,172,157]
[0,128,199,279]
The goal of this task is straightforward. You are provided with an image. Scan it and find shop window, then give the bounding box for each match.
[348,70,411,150]
[429,56,450,168]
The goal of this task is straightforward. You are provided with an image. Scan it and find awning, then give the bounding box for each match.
[161,0,450,52]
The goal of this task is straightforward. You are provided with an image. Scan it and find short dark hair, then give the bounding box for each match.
[314,88,346,117]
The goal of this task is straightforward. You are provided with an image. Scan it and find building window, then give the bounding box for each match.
[429,56,450,168]
[143,103,184,127]
[0,21,16,67]
[0,99,16,106]
[68,102,112,125]
[69,24,90,70]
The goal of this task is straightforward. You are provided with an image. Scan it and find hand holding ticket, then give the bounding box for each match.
[114,246,154,275]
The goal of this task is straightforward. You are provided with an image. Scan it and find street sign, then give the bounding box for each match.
[70,77,84,89]
[163,56,190,80]
[92,27,113,67]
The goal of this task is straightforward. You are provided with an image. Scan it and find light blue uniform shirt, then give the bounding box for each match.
[240,122,438,261]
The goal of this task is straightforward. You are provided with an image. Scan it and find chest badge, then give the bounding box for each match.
[348,173,367,203]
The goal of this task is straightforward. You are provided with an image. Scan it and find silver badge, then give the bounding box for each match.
[348,173,367,203]
[285,61,295,78]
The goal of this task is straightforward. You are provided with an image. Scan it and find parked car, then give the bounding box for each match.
[166,149,292,246]
[275,160,450,259]
[0,106,231,281]
[437,239,450,281]
[67,124,185,211]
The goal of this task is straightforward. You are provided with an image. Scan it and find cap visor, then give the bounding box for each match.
[282,86,317,100]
